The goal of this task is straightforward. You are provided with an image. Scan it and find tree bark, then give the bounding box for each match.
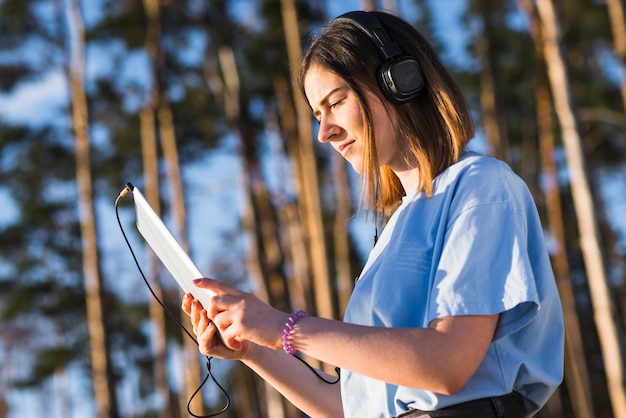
[272,75,315,315]
[606,0,626,115]
[157,101,205,416]
[216,30,289,418]
[535,1,626,417]
[516,2,596,416]
[476,0,509,162]
[280,0,335,321]
[380,0,398,15]
[332,154,354,316]
[64,0,119,416]
[360,0,375,11]
[536,54,595,418]
[140,1,176,416]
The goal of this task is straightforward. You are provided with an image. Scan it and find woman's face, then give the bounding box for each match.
[303,65,401,174]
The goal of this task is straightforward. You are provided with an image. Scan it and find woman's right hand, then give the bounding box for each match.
[182,293,253,360]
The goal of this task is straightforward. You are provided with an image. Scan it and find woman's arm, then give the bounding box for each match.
[242,346,343,418]
[194,278,498,395]
[286,314,498,395]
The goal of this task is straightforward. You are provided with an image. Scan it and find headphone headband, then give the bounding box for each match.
[334,11,401,60]
[332,11,424,104]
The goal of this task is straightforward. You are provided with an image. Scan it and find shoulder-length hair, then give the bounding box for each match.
[297,11,474,214]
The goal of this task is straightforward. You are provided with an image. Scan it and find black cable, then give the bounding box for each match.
[115,192,230,417]
[115,185,340,415]
[293,355,340,385]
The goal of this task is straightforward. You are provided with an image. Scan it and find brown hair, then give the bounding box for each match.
[297,11,474,214]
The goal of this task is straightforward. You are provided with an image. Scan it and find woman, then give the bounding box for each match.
[182,10,564,418]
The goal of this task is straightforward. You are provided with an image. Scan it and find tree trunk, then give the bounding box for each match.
[536,51,595,418]
[137,1,206,412]
[140,1,176,416]
[517,2,596,415]
[535,1,626,416]
[264,98,313,313]
[64,0,118,416]
[272,74,315,315]
[240,170,272,304]
[380,0,398,15]
[360,0,375,11]
[332,154,354,316]
[537,86,595,418]
[140,106,175,418]
[606,0,626,115]
[157,101,205,416]
[272,72,325,378]
[280,0,334,321]
[476,0,509,162]
[217,30,291,417]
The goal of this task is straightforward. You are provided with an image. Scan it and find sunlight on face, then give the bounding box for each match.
[304,65,402,174]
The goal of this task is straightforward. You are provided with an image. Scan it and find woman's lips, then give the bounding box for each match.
[337,140,355,157]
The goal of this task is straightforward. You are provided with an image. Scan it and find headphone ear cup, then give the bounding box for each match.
[376,66,397,104]
[378,57,424,104]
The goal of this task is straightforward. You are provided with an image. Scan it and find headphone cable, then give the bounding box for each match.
[115,185,340,415]
[115,192,230,418]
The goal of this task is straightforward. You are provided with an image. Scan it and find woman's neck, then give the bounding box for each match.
[394,167,420,196]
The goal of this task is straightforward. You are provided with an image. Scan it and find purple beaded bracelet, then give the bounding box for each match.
[282,310,307,355]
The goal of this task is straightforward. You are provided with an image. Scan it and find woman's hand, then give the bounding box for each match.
[182,293,248,360]
[182,278,290,355]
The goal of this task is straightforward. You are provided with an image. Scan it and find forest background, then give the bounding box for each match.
[0,0,625,417]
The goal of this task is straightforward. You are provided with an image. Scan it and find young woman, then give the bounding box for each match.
[182,10,564,418]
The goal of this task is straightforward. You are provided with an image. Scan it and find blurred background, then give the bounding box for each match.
[0,0,625,417]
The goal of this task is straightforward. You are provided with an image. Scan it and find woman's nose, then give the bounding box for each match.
[317,117,339,143]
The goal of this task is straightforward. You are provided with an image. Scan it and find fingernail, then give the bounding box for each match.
[193,278,202,283]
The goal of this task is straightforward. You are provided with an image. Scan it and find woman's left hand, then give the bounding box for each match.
[192,278,291,352]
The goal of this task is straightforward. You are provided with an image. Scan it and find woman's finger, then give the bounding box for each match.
[193,278,245,296]
[211,310,246,351]
[197,307,211,334]
[181,293,193,315]
[190,299,203,330]
[196,319,219,355]
[205,293,247,319]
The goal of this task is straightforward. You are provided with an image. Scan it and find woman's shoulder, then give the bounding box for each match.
[434,151,530,208]
[455,151,513,175]
[438,151,516,186]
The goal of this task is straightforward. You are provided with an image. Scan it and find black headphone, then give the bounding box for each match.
[333,11,424,104]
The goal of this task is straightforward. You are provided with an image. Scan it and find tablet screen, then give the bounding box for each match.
[130,185,215,307]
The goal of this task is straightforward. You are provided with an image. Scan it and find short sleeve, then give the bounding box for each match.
[428,200,540,340]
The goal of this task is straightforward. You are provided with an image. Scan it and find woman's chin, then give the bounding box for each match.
[346,158,364,174]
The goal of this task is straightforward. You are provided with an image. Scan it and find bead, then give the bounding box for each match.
[282,310,307,355]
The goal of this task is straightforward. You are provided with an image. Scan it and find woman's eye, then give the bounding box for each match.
[329,97,345,109]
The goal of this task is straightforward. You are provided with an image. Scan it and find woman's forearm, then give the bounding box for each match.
[241,345,343,418]
[288,315,498,395]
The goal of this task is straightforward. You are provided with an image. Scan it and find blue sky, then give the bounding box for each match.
[0,0,469,125]
[0,0,473,276]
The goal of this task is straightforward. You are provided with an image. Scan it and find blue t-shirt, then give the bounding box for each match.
[341,152,564,418]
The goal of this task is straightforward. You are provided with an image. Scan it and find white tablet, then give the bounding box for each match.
[128,182,215,308]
